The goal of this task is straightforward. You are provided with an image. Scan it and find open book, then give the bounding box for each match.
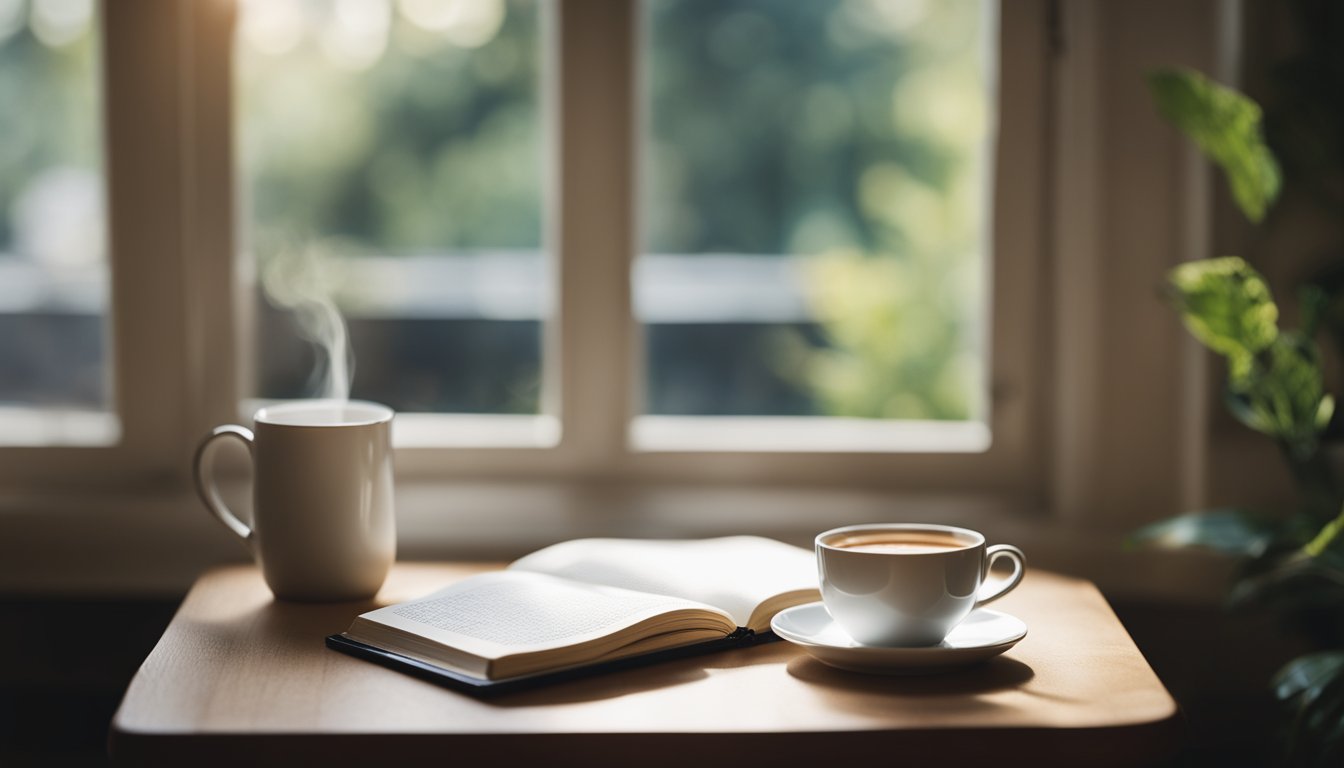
[327,536,819,693]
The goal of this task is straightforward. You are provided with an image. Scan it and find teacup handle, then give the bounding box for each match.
[192,425,256,547]
[974,544,1026,608]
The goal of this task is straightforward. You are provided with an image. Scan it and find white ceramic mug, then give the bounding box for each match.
[816,523,1025,647]
[193,400,396,602]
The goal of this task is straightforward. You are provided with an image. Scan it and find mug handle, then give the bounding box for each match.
[192,425,256,546]
[974,544,1026,608]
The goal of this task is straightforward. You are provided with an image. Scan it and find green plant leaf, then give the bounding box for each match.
[1227,332,1332,452]
[1304,672,1344,734]
[1277,653,1344,766]
[1168,257,1278,366]
[1274,651,1344,702]
[1166,260,1330,450]
[1127,507,1276,556]
[1305,506,1344,558]
[1147,67,1282,222]
[1316,395,1336,433]
[1230,552,1344,611]
[1304,680,1344,768]
[1301,284,1331,340]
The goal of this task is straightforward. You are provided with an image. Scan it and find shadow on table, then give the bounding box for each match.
[485,666,713,708]
[486,642,798,707]
[180,590,385,631]
[488,646,1036,709]
[786,655,1035,696]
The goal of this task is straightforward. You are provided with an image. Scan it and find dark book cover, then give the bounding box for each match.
[326,628,778,697]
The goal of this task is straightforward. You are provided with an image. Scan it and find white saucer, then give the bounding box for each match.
[770,602,1027,675]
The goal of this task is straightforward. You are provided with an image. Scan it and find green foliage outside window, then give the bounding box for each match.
[5,1,995,420]
[644,0,992,421]
[239,0,543,255]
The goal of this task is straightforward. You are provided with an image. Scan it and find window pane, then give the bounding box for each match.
[639,0,994,422]
[0,0,108,419]
[237,0,544,414]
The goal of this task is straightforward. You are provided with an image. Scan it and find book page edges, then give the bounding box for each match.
[345,615,496,678]
[508,536,817,627]
[745,588,822,633]
[491,622,734,679]
[348,607,738,681]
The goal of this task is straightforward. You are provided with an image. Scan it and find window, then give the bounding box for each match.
[0,0,1051,495]
[0,0,112,446]
[635,0,996,452]
[236,0,547,416]
[0,0,1251,591]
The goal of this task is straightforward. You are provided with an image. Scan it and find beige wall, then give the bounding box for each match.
[1048,0,1223,526]
[1203,0,1344,511]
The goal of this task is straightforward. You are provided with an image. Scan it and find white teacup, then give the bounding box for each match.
[816,523,1025,647]
[193,400,396,602]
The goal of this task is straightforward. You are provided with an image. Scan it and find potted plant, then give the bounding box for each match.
[1133,67,1344,765]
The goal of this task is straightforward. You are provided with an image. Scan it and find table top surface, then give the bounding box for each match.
[111,562,1179,765]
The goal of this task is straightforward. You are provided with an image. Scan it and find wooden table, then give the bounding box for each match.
[111,563,1180,766]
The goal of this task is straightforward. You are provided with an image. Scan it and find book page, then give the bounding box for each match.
[354,571,731,661]
[508,536,818,628]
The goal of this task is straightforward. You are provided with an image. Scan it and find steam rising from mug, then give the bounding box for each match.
[261,244,353,402]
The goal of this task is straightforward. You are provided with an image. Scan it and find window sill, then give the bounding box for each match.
[630,416,992,453]
[0,407,121,447]
[0,479,1235,604]
[394,414,561,449]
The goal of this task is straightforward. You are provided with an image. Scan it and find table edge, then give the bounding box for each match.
[110,713,1185,767]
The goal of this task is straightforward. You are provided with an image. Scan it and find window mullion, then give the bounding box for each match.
[180,0,240,440]
[103,0,192,481]
[553,0,638,471]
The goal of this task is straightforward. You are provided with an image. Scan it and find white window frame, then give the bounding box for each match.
[0,1,227,487]
[255,0,1052,496]
[0,0,1253,602]
[0,0,1052,498]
